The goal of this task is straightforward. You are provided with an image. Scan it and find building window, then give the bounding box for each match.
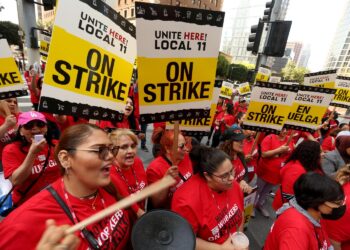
[124,9,127,17]
[192,0,196,4]
[198,0,201,7]
[216,0,218,7]
[125,0,127,4]
[343,44,349,50]
[131,8,134,17]
[203,4,206,9]
[118,0,121,6]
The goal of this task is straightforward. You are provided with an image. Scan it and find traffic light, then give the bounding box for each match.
[262,0,275,22]
[42,0,56,11]
[247,20,264,55]
[264,21,292,57]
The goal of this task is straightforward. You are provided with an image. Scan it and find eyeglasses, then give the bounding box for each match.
[23,120,46,130]
[118,143,137,151]
[211,168,235,182]
[67,145,119,160]
[178,143,186,150]
[324,199,345,208]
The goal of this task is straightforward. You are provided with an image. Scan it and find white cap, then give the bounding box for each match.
[336,131,350,138]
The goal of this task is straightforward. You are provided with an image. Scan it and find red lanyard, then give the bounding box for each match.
[115,165,139,194]
[60,178,106,224]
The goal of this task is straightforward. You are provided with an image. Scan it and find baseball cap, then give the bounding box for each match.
[221,125,246,141]
[18,111,47,126]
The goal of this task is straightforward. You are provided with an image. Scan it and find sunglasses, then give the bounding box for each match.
[23,120,47,130]
[178,143,186,150]
[67,145,119,160]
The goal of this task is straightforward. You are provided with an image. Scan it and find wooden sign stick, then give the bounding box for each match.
[249,132,261,155]
[171,121,180,165]
[65,176,176,234]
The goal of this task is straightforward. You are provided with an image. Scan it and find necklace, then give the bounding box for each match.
[90,193,99,210]
[116,166,139,193]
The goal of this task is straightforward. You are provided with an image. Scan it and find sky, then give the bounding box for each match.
[0,0,348,72]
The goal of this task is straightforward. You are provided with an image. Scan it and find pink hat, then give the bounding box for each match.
[18,111,47,126]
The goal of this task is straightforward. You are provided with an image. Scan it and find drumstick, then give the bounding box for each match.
[65,176,176,234]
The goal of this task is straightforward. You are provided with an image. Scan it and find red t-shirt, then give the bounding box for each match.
[146,154,193,208]
[257,134,293,185]
[99,118,140,131]
[321,136,335,152]
[215,112,235,133]
[0,114,18,160]
[153,122,166,130]
[232,157,245,182]
[57,116,89,132]
[322,183,350,250]
[3,141,60,205]
[27,75,40,105]
[242,138,258,181]
[110,157,147,214]
[172,174,244,244]
[272,160,306,211]
[0,179,131,250]
[264,207,331,250]
[212,105,224,127]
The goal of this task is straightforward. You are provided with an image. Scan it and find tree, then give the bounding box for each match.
[281,61,310,84]
[0,21,21,47]
[216,55,230,78]
[228,63,248,82]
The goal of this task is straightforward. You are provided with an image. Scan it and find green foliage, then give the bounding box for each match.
[281,61,310,84]
[216,55,230,77]
[0,21,21,47]
[228,63,248,82]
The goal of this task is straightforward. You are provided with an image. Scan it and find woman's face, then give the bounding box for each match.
[124,97,134,117]
[166,134,187,162]
[68,129,114,189]
[205,158,234,192]
[114,135,137,168]
[232,140,244,153]
[5,98,18,114]
[20,120,47,143]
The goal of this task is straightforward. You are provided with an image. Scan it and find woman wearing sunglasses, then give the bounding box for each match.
[264,172,345,250]
[2,111,59,206]
[0,123,131,249]
[109,129,148,218]
[172,146,244,249]
[147,128,193,209]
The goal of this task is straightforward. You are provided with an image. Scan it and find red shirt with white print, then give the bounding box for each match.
[0,179,132,250]
[0,114,19,161]
[110,157,147,214]
[3,141,60,205]
[172,174,244,244]
[264,207,332,250]
[257,134,293,185]
[146,154,193,208]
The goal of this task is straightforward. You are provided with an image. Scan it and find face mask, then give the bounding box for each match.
[321,205,346,220]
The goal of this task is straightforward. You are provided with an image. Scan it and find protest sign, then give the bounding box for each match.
[242,82,298,133]
[219,80,233,99]
[284,85,336,132]
[330,76,350,108]
[255,65,271,83]
[304,69,337,88]
[237,82,251,96]
[280,80,299,85]
[136,2,224,123]
[269,74,281,83]
[243,191,256,228]
[39,31,51,63]
[167,80,222,136]
[39,0,136,121]
[0,39,27,99]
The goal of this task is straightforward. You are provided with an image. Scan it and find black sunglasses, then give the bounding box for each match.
[23,120,46,130]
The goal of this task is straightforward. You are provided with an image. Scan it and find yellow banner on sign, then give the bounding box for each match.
[238,82,251,95]
[286,103,326,126]
[44,26,132,102]
[40,40,50,62]
[219,81,233,99]
[138,57,216,106]
[0,58,23,88]
[255,66,271,83]
[245,101,291,127]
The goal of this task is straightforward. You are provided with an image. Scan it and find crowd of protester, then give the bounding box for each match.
[0,64,349,249]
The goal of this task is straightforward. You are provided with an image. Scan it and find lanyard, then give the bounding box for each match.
[115,165,139,193]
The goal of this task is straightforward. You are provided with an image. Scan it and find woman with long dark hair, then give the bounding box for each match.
[211,101,235,148]
[272,140,324,210]
[172,146,244,249]
[0,124,131,249]
[2,111,59,206]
